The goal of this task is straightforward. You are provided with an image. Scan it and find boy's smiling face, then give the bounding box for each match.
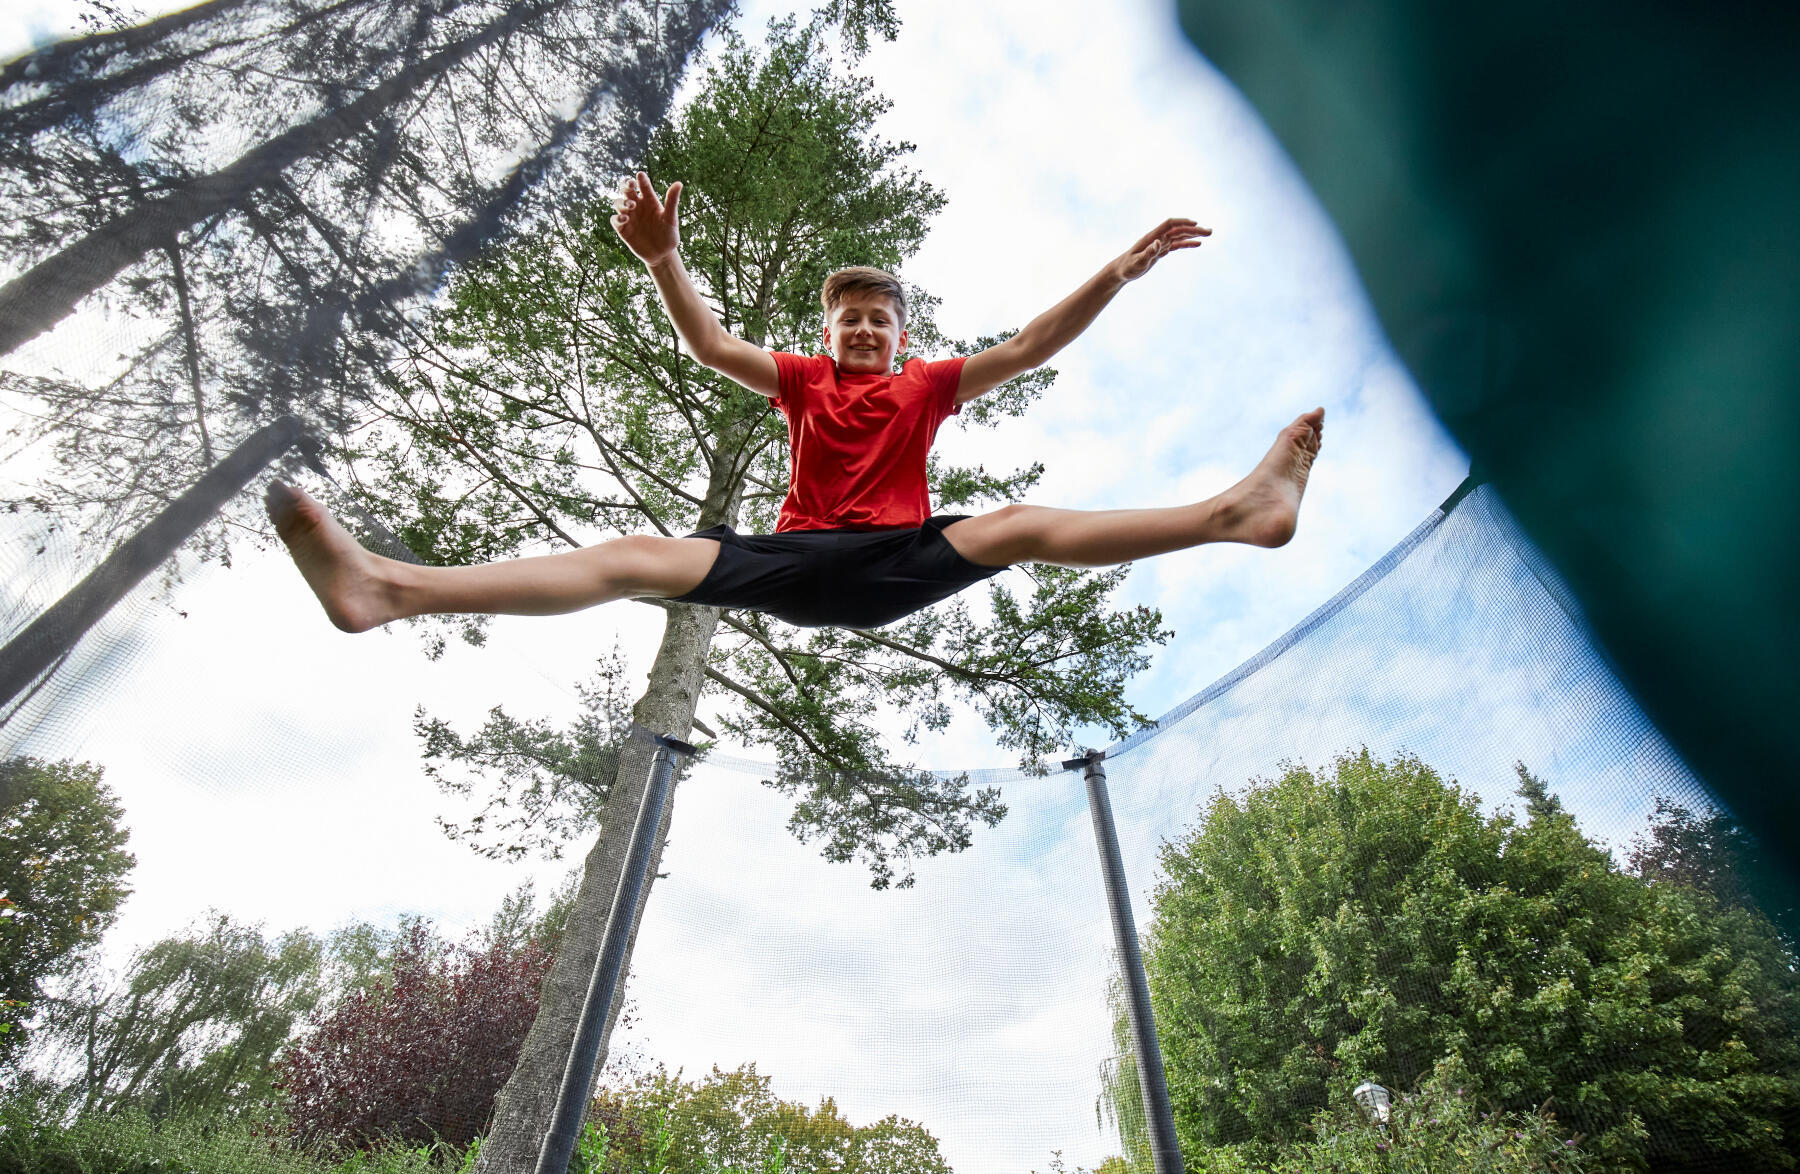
[824,290,907,374]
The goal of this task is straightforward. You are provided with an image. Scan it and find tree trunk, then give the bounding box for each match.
[0,0,248,93]
[475,458,746,1174]
[0,0,258,144]
[0,0,561,359]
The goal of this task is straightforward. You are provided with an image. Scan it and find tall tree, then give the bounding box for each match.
[0,756,134,1075]
[29,912,328,1123]
[347,13,1170,1172]
[0,0,726,555]
[1134,750,1800,1173]
[1627,796,1796,933]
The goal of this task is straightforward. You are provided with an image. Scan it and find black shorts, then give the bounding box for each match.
[666,515,1007,629]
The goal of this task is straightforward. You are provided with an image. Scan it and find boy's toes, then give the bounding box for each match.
[265,481,300,519]
[265,482,322,542]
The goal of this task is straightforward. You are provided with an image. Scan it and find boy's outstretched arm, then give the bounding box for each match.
[954,218,1209,406]
[613,171,780,399]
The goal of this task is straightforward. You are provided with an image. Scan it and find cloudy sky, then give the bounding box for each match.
[0,2,1699,1170]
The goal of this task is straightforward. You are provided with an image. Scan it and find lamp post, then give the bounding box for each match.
[1353,1080,1393,1129]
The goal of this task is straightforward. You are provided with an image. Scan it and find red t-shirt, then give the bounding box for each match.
[770,351,967,532]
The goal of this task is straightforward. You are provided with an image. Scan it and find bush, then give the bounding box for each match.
[1187,1060,1602,1174]
[0,756,135,1073]
[584,1063,950,1174]
[0,1074,490,1174]
[271,918,553,1161]
[0,1079,341,1174]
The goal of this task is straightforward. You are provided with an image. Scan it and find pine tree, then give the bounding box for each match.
[0,0,724,551]
[356,14,1172,1172]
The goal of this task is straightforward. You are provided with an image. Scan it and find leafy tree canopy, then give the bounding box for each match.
[590,1062,951,1174]
[365,11,1169,891]
[274,916,556,1158]
[27,911,327,1125]
[0,756,134,1071]
[14,869,579,1139]
[1131,750,1800,1173]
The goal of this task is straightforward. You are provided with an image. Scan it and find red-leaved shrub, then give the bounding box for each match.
[270,920,553,1158]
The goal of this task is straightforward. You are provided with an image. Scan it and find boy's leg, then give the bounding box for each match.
[941,408,1324,569]
[267,484,720,632]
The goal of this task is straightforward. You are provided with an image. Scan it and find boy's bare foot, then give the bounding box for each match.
[1210,408,1324,548]
[265,482,401,632]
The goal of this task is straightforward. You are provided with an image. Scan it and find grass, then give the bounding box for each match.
[0,1086,477,1174]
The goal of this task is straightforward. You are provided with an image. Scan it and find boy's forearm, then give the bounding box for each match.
[1010,264,1129,366]
[644,252,731,360]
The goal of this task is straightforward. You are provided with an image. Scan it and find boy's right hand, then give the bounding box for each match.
[611,170,682,266]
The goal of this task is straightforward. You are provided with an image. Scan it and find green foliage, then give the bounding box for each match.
[415,645,675,864]
[586,1063,950,1174]
[366,10,1171,891]
[815,0,899,55]
[0,873,584,1173]
[0,1057,945,1174]
[0,756,135,1072]
[1132,750,1800,1172]
[1187,1058,1598,1174]
[6,869,576,1139]
[0,1075,414,1174]
[26,911,330,1124]
[477,868,583,960]
[572,1117,616,1174]
[1097,966,1150,1171]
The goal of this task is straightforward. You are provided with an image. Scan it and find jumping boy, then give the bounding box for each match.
[267,171,1323,633]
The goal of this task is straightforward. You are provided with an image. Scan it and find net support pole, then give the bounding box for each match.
[535,731,694,1174]
[1066,748,1184,1174]
[0,413,307,714]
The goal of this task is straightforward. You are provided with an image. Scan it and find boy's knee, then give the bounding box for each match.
[608,534,718,598]
[952,502,1048,566]
[603,534,675,592]
[991,502,1041,534]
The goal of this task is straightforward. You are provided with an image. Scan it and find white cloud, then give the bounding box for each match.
[0,0,85,61]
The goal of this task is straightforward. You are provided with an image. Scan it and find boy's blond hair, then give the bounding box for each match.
[821,266,907,327]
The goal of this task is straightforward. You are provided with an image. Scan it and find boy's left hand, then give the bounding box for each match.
[1114,218,1210,282]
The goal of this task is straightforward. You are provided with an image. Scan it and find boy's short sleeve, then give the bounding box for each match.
[925,356,969,421]
[769,351,823,411]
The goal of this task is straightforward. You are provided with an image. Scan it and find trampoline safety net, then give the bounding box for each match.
[3,4,1798,1174]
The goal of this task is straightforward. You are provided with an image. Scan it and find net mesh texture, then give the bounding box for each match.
[6,481,1793,1174]
[2,3,1796,1174]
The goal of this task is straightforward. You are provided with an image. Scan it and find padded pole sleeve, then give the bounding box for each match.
[535,734,689,1174]
[1069,749,1185,1174]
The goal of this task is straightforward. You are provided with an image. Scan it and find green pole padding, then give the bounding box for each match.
[1173,3,1799,882]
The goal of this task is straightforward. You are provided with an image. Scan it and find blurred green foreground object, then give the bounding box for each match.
[1173,3,1799,878]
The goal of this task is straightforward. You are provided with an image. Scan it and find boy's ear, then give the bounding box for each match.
[897,327,909,353]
